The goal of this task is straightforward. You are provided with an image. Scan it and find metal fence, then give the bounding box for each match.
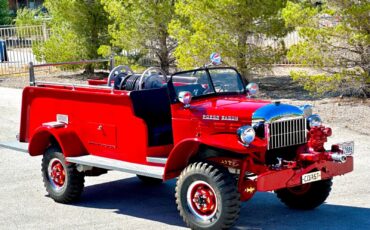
[0,24,302,77]
[248,31,301,65]
[0,24,50,76]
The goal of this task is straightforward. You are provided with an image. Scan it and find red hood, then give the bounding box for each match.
[189,95,271,124]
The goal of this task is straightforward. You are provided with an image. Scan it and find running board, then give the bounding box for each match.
[146,157,167,164]
[0,141,28,153]
[66,155,164,179]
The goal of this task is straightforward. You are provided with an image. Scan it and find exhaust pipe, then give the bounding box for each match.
[330,153,347,163]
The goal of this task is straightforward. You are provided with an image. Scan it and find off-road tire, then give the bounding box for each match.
[136,175,163,184]
[275,178,333,210]
[41,147,85,203]
[176,162,241,230]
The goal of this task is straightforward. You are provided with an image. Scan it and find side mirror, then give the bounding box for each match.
[178,91,192,108]
[246,83,259,97]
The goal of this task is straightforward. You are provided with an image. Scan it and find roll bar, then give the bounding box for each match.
[28,57,115,86]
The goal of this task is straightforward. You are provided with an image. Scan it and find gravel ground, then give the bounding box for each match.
[254,75,370,136]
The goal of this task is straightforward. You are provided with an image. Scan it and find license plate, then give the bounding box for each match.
[302,171,321,184]
[338,141,354,155]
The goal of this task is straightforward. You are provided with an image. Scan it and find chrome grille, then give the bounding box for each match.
[268,117,307,150]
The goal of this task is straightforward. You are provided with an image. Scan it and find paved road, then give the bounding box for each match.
[0,87,369,230]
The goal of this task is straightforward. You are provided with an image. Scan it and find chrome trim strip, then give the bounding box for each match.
[147,157,168,164]
[67,155,164,179]
[267,116,307,150]
[0,141,29,153]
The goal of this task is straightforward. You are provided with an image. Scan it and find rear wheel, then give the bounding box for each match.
[41,147,85,203]
[136,175,163,185]
[275,179,332,210]
[176,162,240,230]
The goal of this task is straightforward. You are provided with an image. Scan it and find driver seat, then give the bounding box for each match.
[130,87,173,146]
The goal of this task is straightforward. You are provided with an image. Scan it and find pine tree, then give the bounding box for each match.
[283,0,369,96]
[169,0,289,79]
[0,0,11,25]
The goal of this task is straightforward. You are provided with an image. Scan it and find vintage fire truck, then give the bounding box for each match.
[18,54,353,229]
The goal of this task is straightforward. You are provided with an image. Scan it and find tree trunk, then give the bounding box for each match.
[84,64,94,75]
[236,32,249,81]
[158,30,170,74]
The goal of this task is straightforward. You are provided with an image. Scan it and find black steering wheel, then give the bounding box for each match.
[107,65,134,87]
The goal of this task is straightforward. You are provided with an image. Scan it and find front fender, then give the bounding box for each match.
[199,133,266,154]
[163,138,200,180]
[163,134,267,180]
[28,125,86,157]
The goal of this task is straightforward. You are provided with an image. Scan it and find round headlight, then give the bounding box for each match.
[237,126,255,145]
[307,114,322,128]
[299,104,313,117]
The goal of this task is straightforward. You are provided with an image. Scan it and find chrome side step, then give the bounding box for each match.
[146,157,167,164]
[66,155,164,179]
[0,141,28,153]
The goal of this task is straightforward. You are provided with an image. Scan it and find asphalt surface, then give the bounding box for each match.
[0,87,369,230]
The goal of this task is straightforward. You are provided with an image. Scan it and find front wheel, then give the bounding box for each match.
[176,162,241,230]
[41,147,85,203]
[275,178,333,210]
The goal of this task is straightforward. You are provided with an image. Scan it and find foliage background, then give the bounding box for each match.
[10,0,369,96]
[282,0,369,96]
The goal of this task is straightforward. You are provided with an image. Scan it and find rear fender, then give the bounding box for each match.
[28,126,86,157]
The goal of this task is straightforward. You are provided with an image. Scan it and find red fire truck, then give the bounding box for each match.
[18,55,353,229]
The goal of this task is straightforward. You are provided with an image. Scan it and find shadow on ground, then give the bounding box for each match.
[254,76,314,100]
[74,177,370,229]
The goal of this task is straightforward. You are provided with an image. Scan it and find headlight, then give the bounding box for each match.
[307,114,322,128]
[237,126,255,146]
[299,104,313,117]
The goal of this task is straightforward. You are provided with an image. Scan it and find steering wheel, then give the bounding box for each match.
[107,65,134,87]
[137,67,167,90]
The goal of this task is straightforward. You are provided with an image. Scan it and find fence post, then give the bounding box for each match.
[109,55,115,71]
[42,22,48,41]
[29,62,35,86]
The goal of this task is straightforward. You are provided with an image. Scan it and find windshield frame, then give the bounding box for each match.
[167,66,248,103]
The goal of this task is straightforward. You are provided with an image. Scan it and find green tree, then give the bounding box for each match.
[283,1,370,96]
[0,0,11,25]
[100,0,177,73]
[15,8,46,27]
[33,0,110,73]
[169,0,288,78]
[14,8,49,38]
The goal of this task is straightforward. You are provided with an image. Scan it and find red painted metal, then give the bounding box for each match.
[87,78,108,85]
[307,126,332,152]
[20,74,353,202]
[239,179,257,201]
[188,182,217,217]
[238,158,257,201]
[20,86,148,164]
[207,157,242,169]
[257,156,353,191]
[28,126,86,157]
[49,159,66,188]
[164,138,200,180]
